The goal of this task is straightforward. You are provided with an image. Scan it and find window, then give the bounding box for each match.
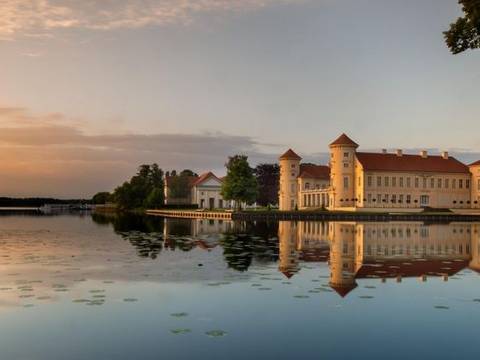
[430,178,435,188]
[391,194,397,203]
[445,178,450,188]
[400,177,404,187]
[377,176,382,187]
[368,193,372,203]
[305,182,310,190]
[452,179,457,189]
[459,179,463,189]
[422,178,427,189]
[344,152,349,158]
[437,178,442,189]
[343,177,349,189]
[367,176,372,187]
[291,164,296,168]
[406,195,411,203]
[384,194,389,203]
[384,177,389,187]
[344,163,349,168]
[291,184,296,193]
[392,177,397,187]
[407,177,411,188]
[358,177,361,186]
[399,194,404,203]
[415,178,419,188]
[466,179,470,189]
[377,194,382,203]
[420,195,430,206]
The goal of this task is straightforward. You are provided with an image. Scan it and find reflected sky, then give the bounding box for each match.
[0,213,480,360]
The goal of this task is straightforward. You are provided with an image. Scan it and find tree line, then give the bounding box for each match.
[92,156,280,210]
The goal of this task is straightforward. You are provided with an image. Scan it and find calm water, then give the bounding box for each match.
[0,212,479,360]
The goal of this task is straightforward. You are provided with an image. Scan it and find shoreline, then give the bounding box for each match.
[146,209,480,222]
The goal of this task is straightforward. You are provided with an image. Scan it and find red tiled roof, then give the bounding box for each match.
[279,148,302,160]
[298,164,330,180]
[355,259,468,278]
[356,152,470,174]
[469,160,480,167]
[192,172,223,186]
[329,133,359,147]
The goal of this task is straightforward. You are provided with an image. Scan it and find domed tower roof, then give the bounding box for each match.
[279,148,302,160]
[329,133,359,148]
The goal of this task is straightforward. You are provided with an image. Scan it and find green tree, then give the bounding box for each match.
[144,187,165,209]
[444,0,480,54]
[221,155,258,210]
[113,164,164,210]
[92,192,112,204]
[254,163,279,207]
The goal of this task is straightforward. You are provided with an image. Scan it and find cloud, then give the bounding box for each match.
[0,106,278,198]
[0,0,296,39]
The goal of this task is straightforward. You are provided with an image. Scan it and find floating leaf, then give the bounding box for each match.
[434,305,450,310]
[205,330,227,337]
[170,329,191,335]
[170,312,189,318]
[123,298,138,302]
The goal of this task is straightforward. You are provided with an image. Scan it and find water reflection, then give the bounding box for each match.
[92,213,480,297]
[279,221,480,297]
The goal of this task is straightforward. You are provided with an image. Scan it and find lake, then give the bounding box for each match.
[0,211,479,359]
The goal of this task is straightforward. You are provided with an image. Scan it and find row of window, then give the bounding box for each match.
[337,194,478,206]
[365,175,470,190]
[304,182,328,190]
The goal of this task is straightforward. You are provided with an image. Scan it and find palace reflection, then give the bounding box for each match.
[279,221,480,297]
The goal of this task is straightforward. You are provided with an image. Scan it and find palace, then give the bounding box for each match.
[279,133,480,212]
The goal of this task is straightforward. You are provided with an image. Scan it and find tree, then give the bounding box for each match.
[113,164,164,210]
[144,187,165,209]
[254,163,279,207]
[444,0,480,54]
[221,155,258,210]
[92,192,112,204]
[180,169,198,177]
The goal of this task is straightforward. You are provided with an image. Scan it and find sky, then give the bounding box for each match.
[1,0,479,198]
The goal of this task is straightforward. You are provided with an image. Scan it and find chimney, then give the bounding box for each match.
[420,150,428,158]
[441,151,449,160]
[396,149,403,157]
[382,149,388,154]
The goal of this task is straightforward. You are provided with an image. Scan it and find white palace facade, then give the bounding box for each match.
[279,133,480,212]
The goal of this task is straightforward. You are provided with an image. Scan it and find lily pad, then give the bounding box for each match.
[170,328,191,335]
[205,330,227,338]
[170,312,189,318]
[434,305,450,310]
[123,298,138,302]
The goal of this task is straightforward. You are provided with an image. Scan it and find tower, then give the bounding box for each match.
[329,133,359,209]
[279,149,302,211]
